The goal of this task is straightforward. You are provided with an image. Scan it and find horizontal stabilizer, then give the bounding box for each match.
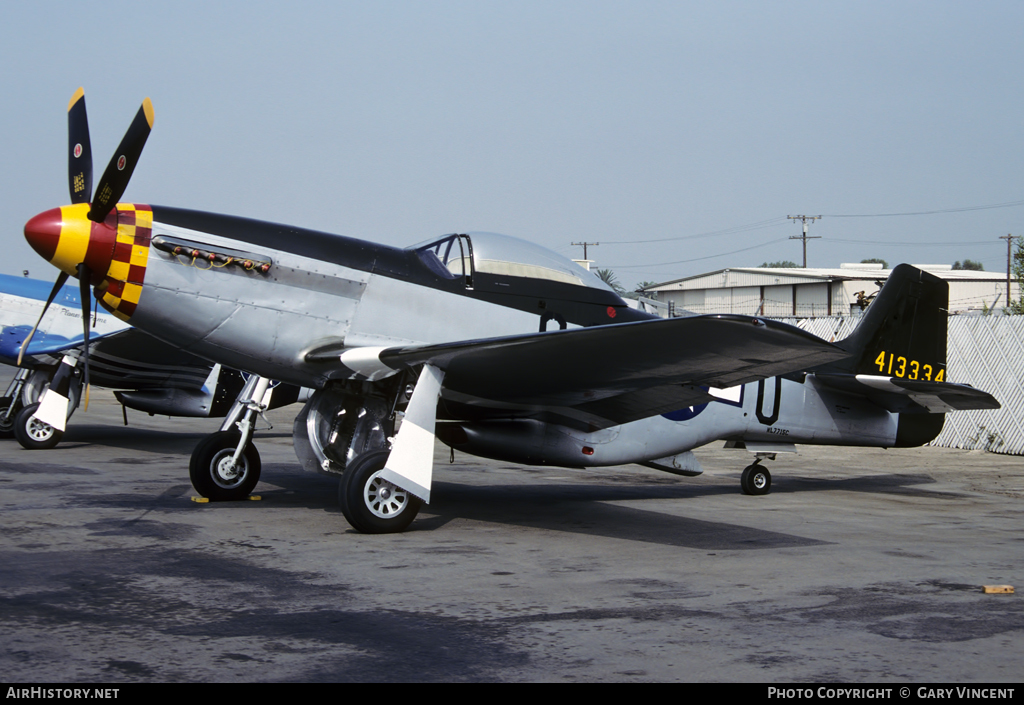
[815,373,1000,414]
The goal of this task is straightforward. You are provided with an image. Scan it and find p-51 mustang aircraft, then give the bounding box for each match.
[23,90,999,533]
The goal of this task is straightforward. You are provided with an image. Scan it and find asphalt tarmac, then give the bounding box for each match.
[1,385,1022,683]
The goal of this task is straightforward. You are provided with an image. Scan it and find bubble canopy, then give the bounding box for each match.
[410,232,614,292]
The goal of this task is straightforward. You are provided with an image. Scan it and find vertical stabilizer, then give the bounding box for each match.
[837,264,948,380]
[833,264,949,446]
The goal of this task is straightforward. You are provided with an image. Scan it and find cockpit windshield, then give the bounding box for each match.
[413,234,472,279]
[411,232,613,292]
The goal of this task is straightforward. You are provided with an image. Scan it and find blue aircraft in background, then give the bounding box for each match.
[0,271,301,449]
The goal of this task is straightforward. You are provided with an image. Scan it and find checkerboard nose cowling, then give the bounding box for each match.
[24,203,151,321]
[98,204,152,321]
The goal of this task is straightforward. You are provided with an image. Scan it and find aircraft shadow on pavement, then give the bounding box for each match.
[412,481,828,549]
[203,464,955,549]
[770,473,964,500]
[246,464,823,549]
[8,439,958,550]
[404,471,962,546]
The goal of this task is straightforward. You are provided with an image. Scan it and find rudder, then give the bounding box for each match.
[835,264,948,381]
[830,264,949,446]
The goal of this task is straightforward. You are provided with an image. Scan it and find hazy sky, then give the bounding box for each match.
[3,1,1022,287]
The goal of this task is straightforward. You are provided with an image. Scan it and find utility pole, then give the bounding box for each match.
[571,241,599,270]
[571,241,599,260]
[1000,234,1016,308]
[787,215,821,268]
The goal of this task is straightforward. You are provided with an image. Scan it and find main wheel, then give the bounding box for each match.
[338,449,422,534]
[189,431,261,501]
[13,403,64,450]
[0,396,21,439]
[741,463,772,495]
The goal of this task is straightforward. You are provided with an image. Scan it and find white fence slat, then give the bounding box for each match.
[772,316,1024,455]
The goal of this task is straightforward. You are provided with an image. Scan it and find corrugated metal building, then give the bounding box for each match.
[645,263,1019,317]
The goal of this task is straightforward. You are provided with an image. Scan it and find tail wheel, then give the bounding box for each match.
[741,463,772,496]
[338,449,422,534]
[13,403,63,450]
[189,431,261,501]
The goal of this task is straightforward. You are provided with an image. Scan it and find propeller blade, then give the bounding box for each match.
[77,263,92,410]
[17,271,70,366]
[89,97,154,223]
[67,87,93,204]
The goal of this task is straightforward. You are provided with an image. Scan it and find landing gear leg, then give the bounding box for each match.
[741,459,772,496]
[294,386,392,475]
[12,361,81,450]
[189,376,271,500]
[0,369,29,438]
[336,365,443,534]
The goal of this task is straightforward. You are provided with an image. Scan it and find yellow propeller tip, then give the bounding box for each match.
[68,87,85,112]
[142,97,155,128]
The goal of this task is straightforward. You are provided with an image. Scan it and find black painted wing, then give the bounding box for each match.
[379,314,850,428]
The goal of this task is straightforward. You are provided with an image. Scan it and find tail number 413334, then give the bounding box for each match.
[874,351,944,381]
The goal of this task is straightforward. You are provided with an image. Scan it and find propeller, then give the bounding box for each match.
[67,87,92,205]
[77,262,92,409]
[19,88,154,412]
[16,271,70,366]
[89,96,154,223]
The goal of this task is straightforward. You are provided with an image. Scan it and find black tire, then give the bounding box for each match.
[741,463,772,496]
[188,431,261,501]
[13,403,64,450]
[0,395,21,439]
[338,449,422,534]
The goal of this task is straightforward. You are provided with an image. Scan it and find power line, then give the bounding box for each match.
[827,238,1003,247]
[600,217,788,245]
[597,197,1024,274]
[823,199,1024,218]
[615,237,791,269]
[597,198,1024,250]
